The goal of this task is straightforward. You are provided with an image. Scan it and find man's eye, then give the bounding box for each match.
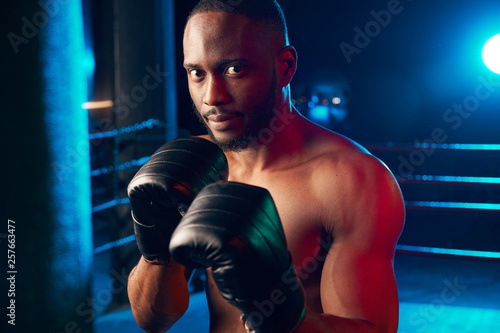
[226,66,243,75]
[189,69,204,80]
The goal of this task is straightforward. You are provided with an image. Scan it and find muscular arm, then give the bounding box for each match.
[296,152,405,332]
[127,258,192,333]
[125,136,228,332]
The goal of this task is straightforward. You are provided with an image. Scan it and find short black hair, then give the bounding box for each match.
[187,0,289,44]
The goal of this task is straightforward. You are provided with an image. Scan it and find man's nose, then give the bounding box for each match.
[203,76,230,106]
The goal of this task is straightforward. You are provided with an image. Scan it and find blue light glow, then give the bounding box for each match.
[413,143,500,150]
[309,106,330,122]
[403,175,500,184]
[405,201,500,211]
[396,244,500,259]
[483,34,500,74]
[366,142,500,151]
[399,303,500,332]
[40,1,92,293]
[82,49,95,77]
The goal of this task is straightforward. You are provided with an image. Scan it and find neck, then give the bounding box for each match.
[227,103,305,173]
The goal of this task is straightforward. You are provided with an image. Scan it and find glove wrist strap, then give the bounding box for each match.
[241,307,305,333]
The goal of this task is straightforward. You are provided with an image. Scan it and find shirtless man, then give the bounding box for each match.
[127,1,405,332]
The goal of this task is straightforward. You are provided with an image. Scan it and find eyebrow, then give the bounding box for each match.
[183,58,249,69]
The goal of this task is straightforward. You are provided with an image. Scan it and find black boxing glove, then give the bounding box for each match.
[127,137,228,264]
[169,182,305,333]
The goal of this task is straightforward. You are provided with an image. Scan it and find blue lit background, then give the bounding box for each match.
[288,0,500,144]
[40,0,93,298]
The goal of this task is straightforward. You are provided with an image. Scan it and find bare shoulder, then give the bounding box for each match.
[307,129,405,250]
[305,124,388,177]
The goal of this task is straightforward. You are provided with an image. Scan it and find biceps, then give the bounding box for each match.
[319,246,399,330]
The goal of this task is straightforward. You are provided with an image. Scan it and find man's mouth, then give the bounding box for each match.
[206,113,242,131]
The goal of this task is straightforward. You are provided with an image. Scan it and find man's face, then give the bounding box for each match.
[183,12,280,151]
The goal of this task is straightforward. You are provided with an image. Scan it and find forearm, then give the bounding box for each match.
[127,257,191,333]
[294,308,379,333]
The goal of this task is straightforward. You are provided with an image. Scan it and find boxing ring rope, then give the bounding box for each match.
[89,118,162,140]
[90,118,162,212]
[395,245,500,260]
[90,136,500,260]
[92,197,130,213]
[398,175,500,185]
[91,157,151,177]
[93,234,136,255]
[405,201,500,213]
[364,142,500,151]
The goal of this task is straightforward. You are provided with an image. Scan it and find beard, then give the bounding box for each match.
[192,76,278,152]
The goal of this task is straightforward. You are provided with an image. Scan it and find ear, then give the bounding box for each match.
[278,45,297,86]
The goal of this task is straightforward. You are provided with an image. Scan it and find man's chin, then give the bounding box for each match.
[208,131,256,152]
